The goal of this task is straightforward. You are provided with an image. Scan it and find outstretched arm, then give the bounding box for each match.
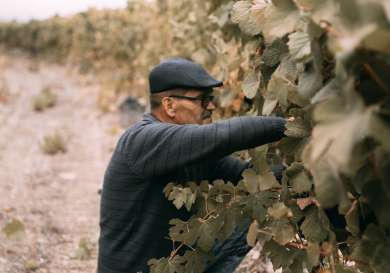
[123,115,286,178]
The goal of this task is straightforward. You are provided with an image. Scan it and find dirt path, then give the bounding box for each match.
[0,53,121,273]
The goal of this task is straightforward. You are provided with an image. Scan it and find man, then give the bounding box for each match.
[98,58,287,273]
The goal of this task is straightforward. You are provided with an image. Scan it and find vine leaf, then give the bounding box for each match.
[231,0,300,43]
[242,168,260,194]
[271,219,296,245]
[306,242,320,268]
[165,185,197,211]
[267,202,291,220]
[351,224,387,271]
[297,39,323,99]
[231,1,261,36]
[285,118,310,138]
[242,70,260,99]
[301,206,330,242]
[262,38,288,67]
[246,220,259,247]
[288,31,311,62]
[263,239,302,269]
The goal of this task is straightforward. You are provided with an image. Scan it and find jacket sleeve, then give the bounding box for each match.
[209,156,250,184]
[124,116,286,178]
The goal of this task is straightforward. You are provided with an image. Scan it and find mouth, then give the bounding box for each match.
[202,112,212,119]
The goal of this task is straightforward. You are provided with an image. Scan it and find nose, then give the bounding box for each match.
[206,100,216,111]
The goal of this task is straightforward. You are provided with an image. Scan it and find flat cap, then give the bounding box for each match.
[149,58,223,93]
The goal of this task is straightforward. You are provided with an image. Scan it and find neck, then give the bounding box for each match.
[151,109,175,124]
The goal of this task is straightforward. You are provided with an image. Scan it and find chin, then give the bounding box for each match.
[202,117,212,124]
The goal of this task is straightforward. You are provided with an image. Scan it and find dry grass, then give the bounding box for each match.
[33,86,57,111]
[41,131,67,155]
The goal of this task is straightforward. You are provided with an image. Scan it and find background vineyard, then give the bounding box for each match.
[0,0,389,273]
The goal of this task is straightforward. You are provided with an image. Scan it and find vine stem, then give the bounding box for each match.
[363,63,390,96]
[199,208,217,222]
[169,243,184,262]
[330,253,336,273]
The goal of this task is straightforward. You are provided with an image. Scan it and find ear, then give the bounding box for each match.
[161,97,176,118]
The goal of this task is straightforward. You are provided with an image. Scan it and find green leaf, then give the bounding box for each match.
[297,39,323,99]
[288,31,311,62]
[148,257,173,273]
[311,79,340,104]
[361,177,390,228]
[306,242,320,268]
[169,218,199,245]
[197,220,218,252]
[264,69,289,114]
[267,202,291,220]
[371,242,390,273]
[182,251,206,273]
[301,206,329,242]
[307,93,383,175]
[263,239,301,269]
[260,171,280,191]
[242,70,260,99]
[335,264,357,273]
[248,145,269,173]
[351,224,386,264]
[242,168,259,194]
[278,137,308,160]
[290,171,312,194]
[262,38,288,67]
[167,186,196,211]
[285,118,310,138]
[217,208,238,241]
[242,191,278,224]
[272,219,296,245]
[311,160,350,210]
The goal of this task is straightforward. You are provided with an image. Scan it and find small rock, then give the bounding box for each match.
[58,172,76,181]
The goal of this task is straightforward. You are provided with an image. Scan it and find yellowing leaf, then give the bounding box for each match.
[288,31,311,62]
[231,0,300,42]
[246,220,259,246]
[267,202,291,219]
[242,168,260,194]
[242,70,260,99]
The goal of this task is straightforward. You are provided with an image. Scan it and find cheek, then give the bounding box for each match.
[180,106,203,124]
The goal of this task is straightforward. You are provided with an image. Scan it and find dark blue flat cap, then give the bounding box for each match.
[149,58,223,93]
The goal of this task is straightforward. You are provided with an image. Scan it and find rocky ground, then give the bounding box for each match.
[0,53,120,273]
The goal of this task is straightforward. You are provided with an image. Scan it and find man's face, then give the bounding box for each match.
[171,89,216,125]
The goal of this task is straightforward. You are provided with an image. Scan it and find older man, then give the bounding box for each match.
[97,58,287,273]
